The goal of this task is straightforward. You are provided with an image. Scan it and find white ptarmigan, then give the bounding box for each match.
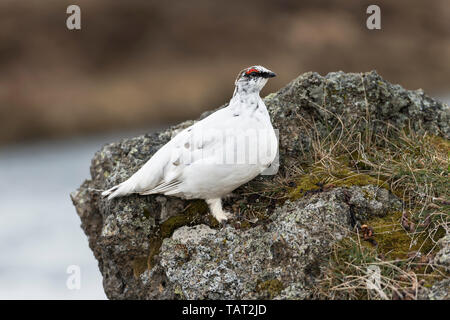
[102,65,278,223]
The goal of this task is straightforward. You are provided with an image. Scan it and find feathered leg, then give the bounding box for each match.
[206,198,232,223]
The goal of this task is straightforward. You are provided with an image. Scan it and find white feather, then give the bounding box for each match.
[103,65,278,222]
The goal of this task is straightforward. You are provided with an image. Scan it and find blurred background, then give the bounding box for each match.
[0,0,448,299]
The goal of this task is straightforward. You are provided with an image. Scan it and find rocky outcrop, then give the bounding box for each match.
[157,186,400,299]
[71,71,449,299]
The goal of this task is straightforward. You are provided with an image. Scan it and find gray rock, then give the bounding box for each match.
[427,279,450,300]
[71,71,449,299]
[158,187,396,300]
[434,233,450,270]
[347,185,401,222]
[171,225,217,245]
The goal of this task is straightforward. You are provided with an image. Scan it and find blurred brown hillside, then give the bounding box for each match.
[0,0,449,145]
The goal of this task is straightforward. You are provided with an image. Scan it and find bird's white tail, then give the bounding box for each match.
[101,182,132,200]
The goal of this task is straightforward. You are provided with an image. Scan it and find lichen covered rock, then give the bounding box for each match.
[71,71,449,299]
[434,234,450,270]
[156,187,398,299]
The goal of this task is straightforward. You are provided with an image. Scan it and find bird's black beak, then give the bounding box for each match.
[263,71,276,78]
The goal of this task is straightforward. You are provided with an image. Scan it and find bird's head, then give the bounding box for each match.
[234,65,276,94]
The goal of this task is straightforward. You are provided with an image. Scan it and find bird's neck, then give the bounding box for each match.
[231,89,260,105]
[229,87,266,116]
[233,83,261,97]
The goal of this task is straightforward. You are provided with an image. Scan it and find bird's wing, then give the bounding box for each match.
[132,108,234,196]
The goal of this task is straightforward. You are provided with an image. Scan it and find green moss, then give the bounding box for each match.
[333,238,377,266]
[239,220,253,229]
[427,135,450,153]
[256,279,284,299]
[288,174,321,200]
[142,207,151,219]
[134,200,216,277]
[365,211,412,259]
[160,200,211,238]
[174,285,185,299]
[288,166,388,200]
[362,189,375,200]
[346,211,447,262]
[264,92,277,100]
[319,208,448,299]
[331,168,388,189]
[132,256,150,279]
[147,237,163,269]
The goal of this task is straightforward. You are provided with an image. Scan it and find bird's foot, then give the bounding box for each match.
[206,198,234,224]
[213,210,233,224]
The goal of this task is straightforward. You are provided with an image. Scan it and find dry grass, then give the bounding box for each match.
[290,95,450,300]
[236,89,449,299]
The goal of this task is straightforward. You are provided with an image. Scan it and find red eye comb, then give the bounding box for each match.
[246,68,259,75]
